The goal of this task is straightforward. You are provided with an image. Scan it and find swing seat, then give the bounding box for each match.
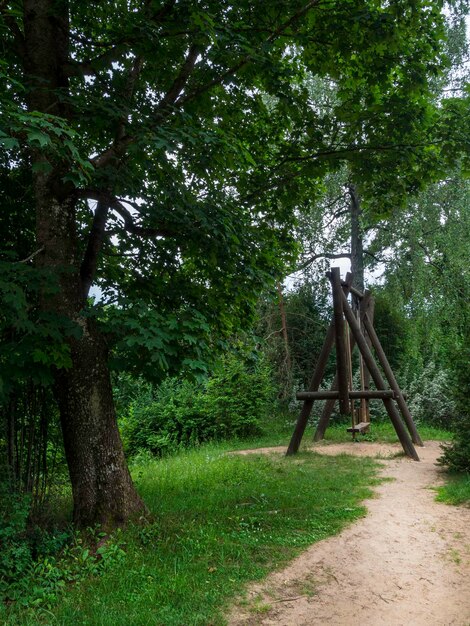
[347,422,370,433]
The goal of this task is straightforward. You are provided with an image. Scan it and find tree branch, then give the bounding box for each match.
[18,247,45,263]
[80,201,109,300]
[91,0,322,168]
[78,190,178,239]
[64,45,124,77]
[296,251,351,272]
[364,250,386,264]
[176,0,321,107]
[157,43,200,111]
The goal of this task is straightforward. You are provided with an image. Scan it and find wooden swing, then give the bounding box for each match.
[286,268,423,460]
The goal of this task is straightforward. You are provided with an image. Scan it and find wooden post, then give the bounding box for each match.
[363,313,423,447]
[286,322,335,455]
[331,268,350,416]
[345,324,356,434]
[340,291,419,461]
[360,293,374,426]
[313,377,338,442]
[314,295,361,442]
[286,272,353,455]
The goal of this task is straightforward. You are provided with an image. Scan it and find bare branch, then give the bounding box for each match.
[19,247,45,263]
[295,251,351,272]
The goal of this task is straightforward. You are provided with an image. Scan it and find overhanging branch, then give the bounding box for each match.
[78,190,178,239]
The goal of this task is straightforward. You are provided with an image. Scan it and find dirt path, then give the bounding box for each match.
[228,441,470,626]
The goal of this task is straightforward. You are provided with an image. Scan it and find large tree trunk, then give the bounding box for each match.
[349,183,364,306]
[56,321,146,527]
[24,0,146,527]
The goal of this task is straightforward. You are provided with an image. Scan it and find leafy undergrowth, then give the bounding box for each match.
[3,445,380,625]
[435,473,470,506]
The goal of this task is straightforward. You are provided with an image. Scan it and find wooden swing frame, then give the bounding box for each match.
[286,268,423,460]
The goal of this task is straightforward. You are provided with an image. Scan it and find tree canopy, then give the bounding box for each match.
[1,0,468,525]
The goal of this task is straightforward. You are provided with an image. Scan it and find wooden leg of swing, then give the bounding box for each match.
[287,273,354,455]
[360,294,374,430]
[313,378,337,442]
[286,323,335,455]
[345,323,356,439]
[363,314,423,447]
[341,291,419,461]
[314,320,359,442]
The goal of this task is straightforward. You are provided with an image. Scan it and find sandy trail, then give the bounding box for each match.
[228,441,470,626]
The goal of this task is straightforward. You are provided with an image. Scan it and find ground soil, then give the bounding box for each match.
[227,440,470,626]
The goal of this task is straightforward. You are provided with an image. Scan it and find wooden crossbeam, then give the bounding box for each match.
[287,269,421,461]
[297,390,396,400]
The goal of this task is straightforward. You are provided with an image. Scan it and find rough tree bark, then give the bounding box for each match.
[349,183,364,298]
[23,0,146,527]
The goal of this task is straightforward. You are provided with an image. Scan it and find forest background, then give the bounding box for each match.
[0,0,469,619]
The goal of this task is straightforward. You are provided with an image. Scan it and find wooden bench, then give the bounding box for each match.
[347,422,370,433]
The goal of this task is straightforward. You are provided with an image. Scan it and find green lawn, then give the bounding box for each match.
[223,418,452,450]
[5,444,380,626]
[435,473,470,506]
[2,419,454,625]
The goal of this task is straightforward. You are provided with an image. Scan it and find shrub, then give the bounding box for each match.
[402,361,457,428]
[0,487,33,597]
[439,342,470,473]
[439,414,470,473]
[119,353,275,456]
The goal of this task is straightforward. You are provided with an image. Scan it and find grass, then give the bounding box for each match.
[435,473,470,506]
[319,420,452,444]
[2,418,453,625]
[5,443,380,626]
[222,418,452,450]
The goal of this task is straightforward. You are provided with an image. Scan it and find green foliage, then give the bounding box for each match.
[1,0,457,392]
[118,354,274,456]
[0,485,126,613]
[439,415,470,474]
[0,261,82,399]
[7,444,379,625]
[439,344,470,473]
[372,291,410,373]
[0,488,33,595]
[405,361,457,429]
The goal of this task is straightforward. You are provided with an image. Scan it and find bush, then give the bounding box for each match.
[439,347,470,473]
[119,354,275,456]
[403,361,457,428]
[438,414,470,473]
[0,487,34,597]
[0,483,126,612]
